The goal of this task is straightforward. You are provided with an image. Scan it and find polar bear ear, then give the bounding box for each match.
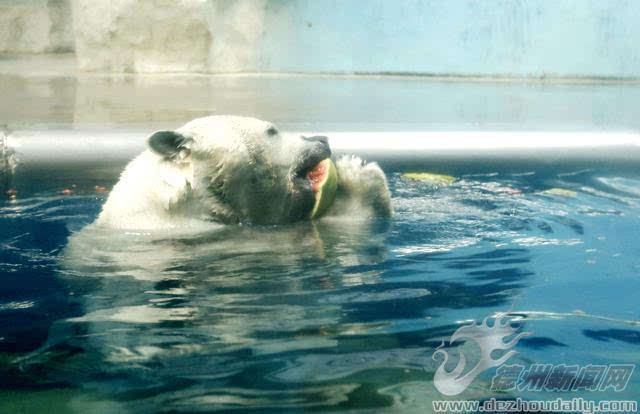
[147,130,191,160]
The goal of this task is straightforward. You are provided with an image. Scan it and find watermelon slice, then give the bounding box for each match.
[307,158,338,219]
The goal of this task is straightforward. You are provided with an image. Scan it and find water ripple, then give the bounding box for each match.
[2,168,640,410]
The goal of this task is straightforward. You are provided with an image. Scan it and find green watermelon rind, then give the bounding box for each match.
[310,158,338,219]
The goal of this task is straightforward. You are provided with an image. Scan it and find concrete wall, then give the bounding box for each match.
[0,0,74,54]
[2,0,640,78]
[256,0,640,78]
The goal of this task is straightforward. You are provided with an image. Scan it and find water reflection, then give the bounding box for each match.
[583,329,640,345]
[1,170,639,411]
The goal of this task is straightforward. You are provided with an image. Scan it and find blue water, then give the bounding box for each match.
[1,164,639,412]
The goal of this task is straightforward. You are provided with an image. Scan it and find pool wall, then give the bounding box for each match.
[2,58,640,195]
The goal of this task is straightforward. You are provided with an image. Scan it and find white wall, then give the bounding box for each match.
[254,0,640,78]
[2,0,640,78]
[0,0,73,53]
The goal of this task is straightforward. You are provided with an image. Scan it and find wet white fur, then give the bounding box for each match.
[96,116,392,230]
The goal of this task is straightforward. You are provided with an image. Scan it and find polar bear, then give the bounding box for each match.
[59,117,392,382]
[96,115,392,230]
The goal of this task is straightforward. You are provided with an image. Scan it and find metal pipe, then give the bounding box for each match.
[7,128,640,163]
[4,129,640,195]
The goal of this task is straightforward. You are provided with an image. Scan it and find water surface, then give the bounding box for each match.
[1,165,639,412]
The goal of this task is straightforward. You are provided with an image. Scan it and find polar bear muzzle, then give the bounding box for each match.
[205,134,333,225]
[291,136,331,178]
[271,135,332,223]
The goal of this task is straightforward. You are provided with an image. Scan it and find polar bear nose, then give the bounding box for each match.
[302,135,329,146]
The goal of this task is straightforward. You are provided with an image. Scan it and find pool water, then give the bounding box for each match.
[1,163,639,412]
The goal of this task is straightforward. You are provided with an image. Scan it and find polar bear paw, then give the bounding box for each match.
[332,155,393,218]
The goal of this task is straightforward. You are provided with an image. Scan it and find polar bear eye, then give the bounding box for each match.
[266,127,278,137]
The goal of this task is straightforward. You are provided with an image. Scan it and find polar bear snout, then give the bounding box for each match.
[291,136,332,179]
[302,135,329,146]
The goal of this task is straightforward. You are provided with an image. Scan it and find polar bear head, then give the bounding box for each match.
[142,115,331,225]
